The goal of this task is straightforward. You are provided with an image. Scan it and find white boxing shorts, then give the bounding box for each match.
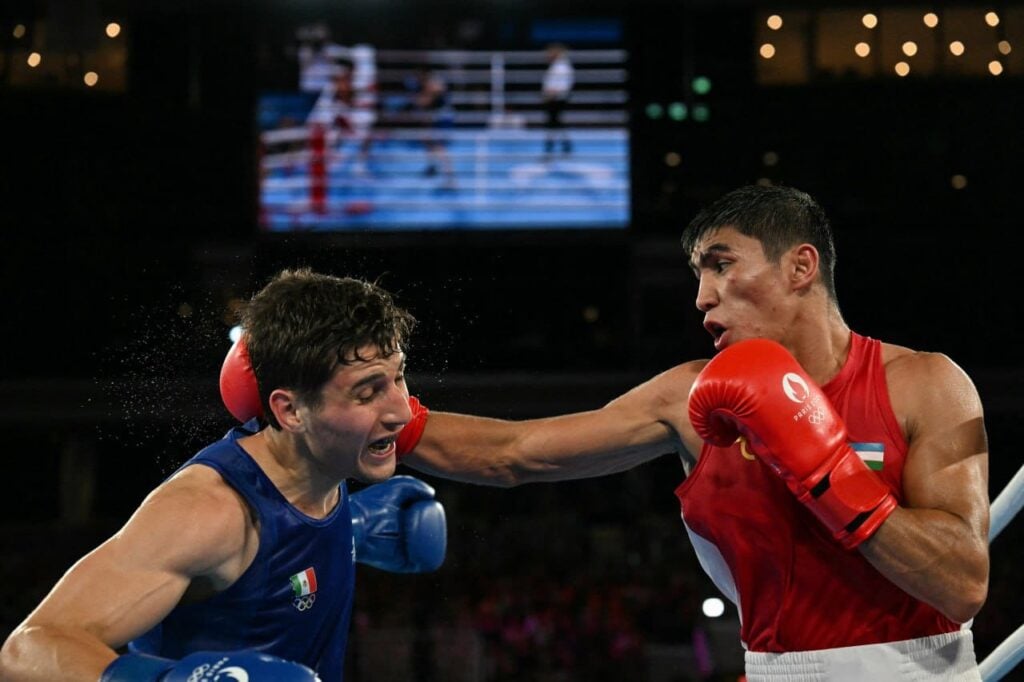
[744,630,981,681]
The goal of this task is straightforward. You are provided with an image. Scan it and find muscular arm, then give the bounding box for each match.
[0,468,252,682]
[859,352,990,623]
[402,363,704,486]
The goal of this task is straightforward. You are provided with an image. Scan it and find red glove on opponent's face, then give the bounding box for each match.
[688,338,897,549]
[218,335,429,457]
[395,395,429,456]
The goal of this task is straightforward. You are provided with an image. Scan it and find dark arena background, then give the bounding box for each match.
[2,0,1023,680]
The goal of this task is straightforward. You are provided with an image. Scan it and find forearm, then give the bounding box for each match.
[0,623,116,682]
[405,412,674,487]
[859,506,988,623]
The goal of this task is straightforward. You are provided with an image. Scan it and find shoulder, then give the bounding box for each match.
[881,343,983,433]
[882,342,977,394]
[122,464,256,577]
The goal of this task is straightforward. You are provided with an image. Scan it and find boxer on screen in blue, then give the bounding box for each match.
[0,268,444,682]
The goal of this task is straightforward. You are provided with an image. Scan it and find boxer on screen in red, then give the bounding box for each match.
[399,185,990,679]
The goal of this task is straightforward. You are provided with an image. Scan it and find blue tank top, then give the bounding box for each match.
[129,420,356,681]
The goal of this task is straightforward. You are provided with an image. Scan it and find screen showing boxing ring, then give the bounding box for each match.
[257,35,631,231]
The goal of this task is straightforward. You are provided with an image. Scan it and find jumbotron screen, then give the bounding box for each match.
[256,32,630,231]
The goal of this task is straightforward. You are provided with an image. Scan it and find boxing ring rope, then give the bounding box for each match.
[979,463,1024,681]
[988,463,1024,543]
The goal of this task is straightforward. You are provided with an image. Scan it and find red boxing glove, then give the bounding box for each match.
[220,334,264,422]
[688,338,897,549]
[396,395,429,457]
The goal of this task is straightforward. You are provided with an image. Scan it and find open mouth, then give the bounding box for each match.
[367,436,397,455]
[705,321,726,341]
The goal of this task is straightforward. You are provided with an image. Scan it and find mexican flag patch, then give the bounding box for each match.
[289,567,318,597]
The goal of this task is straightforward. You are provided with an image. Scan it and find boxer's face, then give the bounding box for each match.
[690,226,795,351]
[301,345,411,483]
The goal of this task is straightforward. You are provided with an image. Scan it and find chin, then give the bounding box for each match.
[355,459,397,484]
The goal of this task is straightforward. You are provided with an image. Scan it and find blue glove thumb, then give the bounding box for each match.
[350,475,447,573]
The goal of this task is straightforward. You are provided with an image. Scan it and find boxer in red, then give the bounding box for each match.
[403,185,991,679]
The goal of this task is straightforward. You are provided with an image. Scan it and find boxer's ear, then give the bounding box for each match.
[269,388,305,433]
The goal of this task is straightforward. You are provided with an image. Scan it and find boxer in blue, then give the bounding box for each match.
[0,269,446,682]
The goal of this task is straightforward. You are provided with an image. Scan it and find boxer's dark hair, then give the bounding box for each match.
[681,184,838,303]
[242,268,416,429]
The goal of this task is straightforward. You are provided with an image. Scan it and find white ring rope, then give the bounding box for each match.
[980,624,1024,682]
[979,463,1024,681]
[989,463,1024,542]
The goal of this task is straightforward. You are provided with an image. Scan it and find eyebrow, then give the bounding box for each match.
[690,243,734,271]
[350,358,406,392]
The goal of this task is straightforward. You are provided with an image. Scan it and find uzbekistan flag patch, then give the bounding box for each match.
[852,442,884,471]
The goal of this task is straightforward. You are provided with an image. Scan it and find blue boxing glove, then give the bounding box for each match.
[350,475,447,573]
[101,650,319,681]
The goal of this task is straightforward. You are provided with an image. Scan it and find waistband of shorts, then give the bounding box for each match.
[744,630,980,681]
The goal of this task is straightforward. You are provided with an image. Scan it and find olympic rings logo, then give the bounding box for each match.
[293,593,317,611]
[186,661,250,682]
[187,664,212,682]
[808,407,826,424]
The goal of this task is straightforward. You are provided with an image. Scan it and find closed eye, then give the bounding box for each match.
[357,388,380,403]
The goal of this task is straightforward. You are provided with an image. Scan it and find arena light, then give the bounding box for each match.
[27,52,41,67]
[988,60,1004,76]
[645,102,663,120]
[895,61,911,77]
[105,22,121,38]
[762,151,779,167]
[664,151,681,167]
[862,13,878,29]
[949,41,965,56]
[902,41,918,57]
[998,40,1012,55]
[951,174,967,190]
[767,15,783,30]
[923,13,939,28]
[691,76,712,95]
[702,598,725,618]
[83,71,99,87]
[760,43,776,59]
[855,42,871,58]
[13,24,26,38]
[667,102,687,121]
[693,104,710,122]
[985,12,1000,27]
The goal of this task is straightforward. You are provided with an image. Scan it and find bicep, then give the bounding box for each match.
[900,355,989,536]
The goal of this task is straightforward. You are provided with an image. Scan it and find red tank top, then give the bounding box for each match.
[675,332,959,652]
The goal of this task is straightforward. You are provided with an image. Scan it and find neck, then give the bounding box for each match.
[782,301,852,386]
[239,429,340,519]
